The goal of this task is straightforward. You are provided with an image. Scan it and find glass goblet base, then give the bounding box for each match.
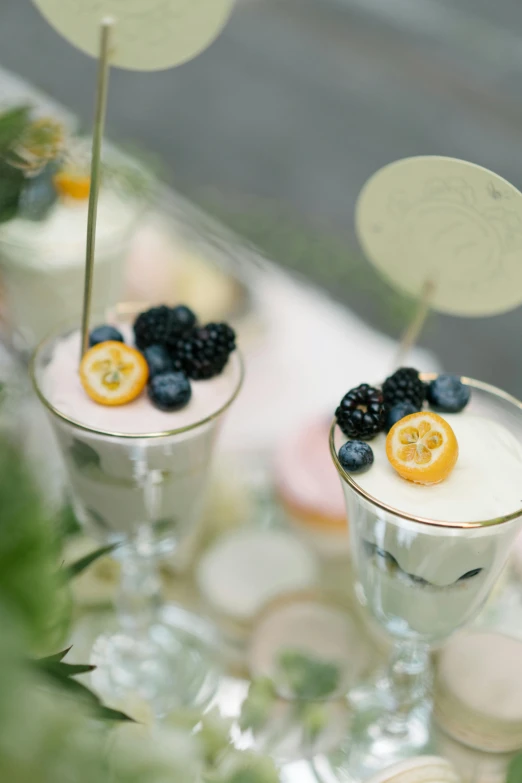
[331,702,432,783]
[90,605,220,718]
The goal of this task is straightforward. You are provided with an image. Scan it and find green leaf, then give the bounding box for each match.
[37,646,72,664]
[277,650,341,701]
[40,660,96,677]
[507,753,522,783]
[0,161,24,224]
[0,437,63,649]
[41,664,135,722]
[97,706,136,722]
[0,105,31,154]
[65,543,117,580]
[58,504,82,537]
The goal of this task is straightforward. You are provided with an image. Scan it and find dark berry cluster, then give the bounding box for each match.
[335,367,470,474]
[134,305,196,352]
[88,303,237,413]
[133,305,236,410]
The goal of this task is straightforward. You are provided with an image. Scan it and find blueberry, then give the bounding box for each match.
[89,324,124,347]
[385,401,419,432]
[18,164,58,221]
[171,305,196,332]
[148,372,191,411]
[143,344,173,377]
[427,374,470,413]
[338,440,374,473]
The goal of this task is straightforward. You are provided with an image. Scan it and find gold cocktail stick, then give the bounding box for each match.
[80,18,114,361]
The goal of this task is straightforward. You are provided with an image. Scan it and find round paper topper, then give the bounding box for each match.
[356,156,522,316]
[32,0,235,71]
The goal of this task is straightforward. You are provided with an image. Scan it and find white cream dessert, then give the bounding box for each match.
[334,372,522,642]
[44,326,239,435]
[37,309,240,551]
[0,189,138,346]
[354,414,522,524]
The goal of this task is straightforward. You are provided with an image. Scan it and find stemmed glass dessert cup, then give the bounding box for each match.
[31,310,243,716]
[329,375,522,782]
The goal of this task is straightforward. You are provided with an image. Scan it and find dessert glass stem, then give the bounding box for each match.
[116,532,161,637]
[346,641,431,781]
[377,640,431,736]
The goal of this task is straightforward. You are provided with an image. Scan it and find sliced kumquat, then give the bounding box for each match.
[386,411,458,485]
[80,341,148,406]
[54,170,91,200]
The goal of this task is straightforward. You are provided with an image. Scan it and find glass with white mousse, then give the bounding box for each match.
[329,369,522,781]
[31,303,242,713]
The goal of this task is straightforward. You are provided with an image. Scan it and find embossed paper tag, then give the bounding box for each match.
[32,0,235,71]
[356,156,522,316]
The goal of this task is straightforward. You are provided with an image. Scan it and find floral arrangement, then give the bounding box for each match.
[0,104,152,225]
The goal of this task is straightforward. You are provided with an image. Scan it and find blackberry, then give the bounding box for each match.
[335,384,385,440]
[383,367,426,409]
[174,322,236,380]
[133,305,196,352]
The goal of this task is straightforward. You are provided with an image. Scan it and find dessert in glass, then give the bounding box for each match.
[31,304,242,714]
[329,369,522,781]
[0,108,147,350]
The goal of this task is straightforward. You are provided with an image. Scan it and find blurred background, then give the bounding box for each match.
[2,0,522,390]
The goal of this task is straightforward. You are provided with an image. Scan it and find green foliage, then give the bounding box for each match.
[507,753,522,783]
[239,678,277,733]
[65,543,117,579]
[0,160,25,224]
[0,106,31,155]
[208,751,280,783]
[277,649,341,701]
[0,438,62,651]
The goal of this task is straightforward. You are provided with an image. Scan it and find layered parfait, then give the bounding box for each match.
[35,304,241,553]
[332,369,522,642]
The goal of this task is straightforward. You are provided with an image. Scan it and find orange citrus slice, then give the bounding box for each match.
[80,341,148,406]
[54,170,91,200]
[386,411,458,485]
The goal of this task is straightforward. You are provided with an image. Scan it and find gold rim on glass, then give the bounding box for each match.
[329,374,522,530]
[30,310,244,440]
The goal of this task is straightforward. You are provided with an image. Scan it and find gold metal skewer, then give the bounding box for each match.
[80,17,114,362]
[394,279,435,368]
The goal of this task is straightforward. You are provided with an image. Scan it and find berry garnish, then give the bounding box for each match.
[134,305,197,352]
[143,344,176,378]
[335,384,385,440]
[148,372,191,411]
[383,367,426,409]
[385,401,419,433]
[89,324,124,348]
[174,322,236,380]
[80,342,148,406]
[427,374,470,413]
[338,441,374,473]
[386,411,458,485]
